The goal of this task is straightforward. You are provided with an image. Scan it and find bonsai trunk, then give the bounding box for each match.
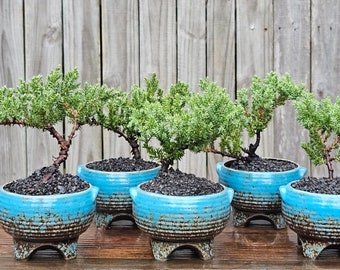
[46,123,78,171]
[325,148,334,180]
[115,129,141,160]
[243,131,260,161]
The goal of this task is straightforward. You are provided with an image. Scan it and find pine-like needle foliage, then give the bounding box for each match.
[0,66,113,170]
[294,91,340,179]
[97,73,163,159]
[131,75,241,172]
[212,72,305,161]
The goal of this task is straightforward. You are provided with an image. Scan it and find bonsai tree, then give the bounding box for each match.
[294,91,340,181]
[131,75,241,173]
[96,73,163,160]
[207,72,306,163]
[0,66,112,194]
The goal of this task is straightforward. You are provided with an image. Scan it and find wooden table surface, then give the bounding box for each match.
[1,219,340,269]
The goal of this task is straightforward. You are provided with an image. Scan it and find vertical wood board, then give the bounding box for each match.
[273,0,311,171]
[101,0,139,160]
[0,0,26,184]
[24,0,63,174]
[63,0,102,173]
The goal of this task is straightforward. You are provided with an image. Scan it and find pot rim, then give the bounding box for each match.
[0,183,97,199]
[222,158,302,174]
[79,161,161,176]
[286,179,340,198]
[134,182,230,200]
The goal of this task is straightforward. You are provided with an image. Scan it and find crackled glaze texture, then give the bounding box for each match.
[130,184,233,260]
[77,164,161,228]
[280,182,340,259]
[0,184,98,259]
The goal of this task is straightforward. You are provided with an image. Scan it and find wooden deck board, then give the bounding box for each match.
[1,219,340,269]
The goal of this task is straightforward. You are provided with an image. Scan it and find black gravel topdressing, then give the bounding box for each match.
[226,157,297,172]
[292,176,340,195]
[3,166,90,196]
[140,168,224,196]
[86,157,159,172]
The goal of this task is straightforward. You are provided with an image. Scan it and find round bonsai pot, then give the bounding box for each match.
[280,182,340,259]
[0,184,98,260]
[216,159,307,229]
[77,163,161,229]
[130,183,233,261]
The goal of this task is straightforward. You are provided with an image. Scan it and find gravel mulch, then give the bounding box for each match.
[226,157,297,172]
[140,168,224,196]
[3,166,89,196]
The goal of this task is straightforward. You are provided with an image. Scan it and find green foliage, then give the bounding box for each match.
[97,73,164,159]
[215,72,306,159]
[131,75,240,171]
[294,91,340,178]
[0,66,113,168]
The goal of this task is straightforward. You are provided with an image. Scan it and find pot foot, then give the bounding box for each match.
[299,237,338,260]
[96,212,134,229]
[13,238,78,260]
[150,239,214,261]
[233,209,286,229]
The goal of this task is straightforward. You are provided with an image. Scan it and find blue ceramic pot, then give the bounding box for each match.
[130,183,233,260]
[280,182,340,259]
[77,163,161,228]
[0,184,98,260]
[216,160,307,228]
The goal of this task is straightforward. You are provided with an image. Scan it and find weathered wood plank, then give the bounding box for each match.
[101,0,139,160]
[311,0,340,178]
[1,0,340,179]
[273,0,311,171]
[236,0,274,159]
[24,0,63,174]
[0,0,26,184]
[138,0,177,162]
[177,0,207,178]
[1,220,340,269]
[63,0,102,174]
[139,0,177,89]
[206,0,235,181]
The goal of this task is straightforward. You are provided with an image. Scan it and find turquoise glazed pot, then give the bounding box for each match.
[216,160,307,228]
[280,182,340,259]
[130,184,233,261]
[0,184,98,260]
[77,163,161,229]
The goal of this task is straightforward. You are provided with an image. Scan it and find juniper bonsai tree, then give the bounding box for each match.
[96,73,163,160]
[207,72,306,162]
[131,75,241,172]
[0,66,112,185]
[294,91,340,180]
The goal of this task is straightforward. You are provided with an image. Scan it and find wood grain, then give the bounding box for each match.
[0,0,26,184]
[0,0,340,181]
[63,0,102,174]
[177,0,207,178]
[24,0,63,174]
[101,0,139,160]
[311,0,340,178]
[1,219,340,269]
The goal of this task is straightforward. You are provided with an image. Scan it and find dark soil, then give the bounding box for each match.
[226,157,297,172]
[140,168,224,196]
[292,176,340,195]
[86,157,159,172]
[3,166,90,196]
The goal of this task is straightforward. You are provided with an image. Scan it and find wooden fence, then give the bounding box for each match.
[0,0,339,185]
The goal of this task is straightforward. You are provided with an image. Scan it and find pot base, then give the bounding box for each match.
[96,212,134,229]
[298,236,340,260]
[13,237,78,260]
[150,238,214,261]
[233,208,286,229]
